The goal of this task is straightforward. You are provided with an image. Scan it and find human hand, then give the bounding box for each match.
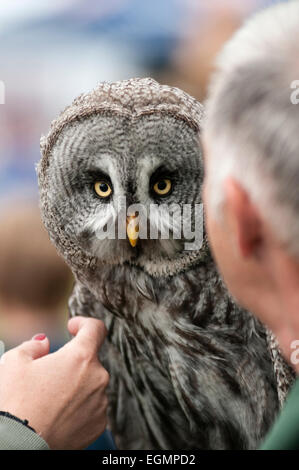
[0,316,109,449]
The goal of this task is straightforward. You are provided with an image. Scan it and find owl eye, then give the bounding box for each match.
[153,178,172,196]
[94,181,112,198]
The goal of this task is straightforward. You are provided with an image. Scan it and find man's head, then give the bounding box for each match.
[203,1,299,332]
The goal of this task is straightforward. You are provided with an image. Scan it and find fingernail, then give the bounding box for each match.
[33,334,46,341]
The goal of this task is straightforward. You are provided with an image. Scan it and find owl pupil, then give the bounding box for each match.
[157,180,166,190]
[100,183,108,192]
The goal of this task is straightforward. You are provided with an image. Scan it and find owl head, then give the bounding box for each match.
[38,78,206,277]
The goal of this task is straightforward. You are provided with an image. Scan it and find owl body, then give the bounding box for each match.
[70,255,278,450]
[38,78,292,450]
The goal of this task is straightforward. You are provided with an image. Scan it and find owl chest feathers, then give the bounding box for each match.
[85,260,237,369]
[73,261,276,449]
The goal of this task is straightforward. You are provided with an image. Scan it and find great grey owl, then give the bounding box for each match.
[38,78,294,450]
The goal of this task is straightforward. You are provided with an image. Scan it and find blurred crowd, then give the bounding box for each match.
[0,0,282,205]
[0,0,287,449]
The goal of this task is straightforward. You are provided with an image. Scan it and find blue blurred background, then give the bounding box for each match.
[0,0,283,206]
[0,0,286,450]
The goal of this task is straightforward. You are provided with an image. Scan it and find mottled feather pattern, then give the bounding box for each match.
[38,78,294,450]
[69,257,280,449]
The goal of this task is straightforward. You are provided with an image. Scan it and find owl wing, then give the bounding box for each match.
[69,281,98,319]
[167,322,279,449]
[68,281,154,449]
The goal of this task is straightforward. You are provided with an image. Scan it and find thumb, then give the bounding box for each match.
[68,316,107,354]
[17,334,50,361]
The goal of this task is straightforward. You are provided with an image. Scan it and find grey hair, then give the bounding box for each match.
[204,0,299,256]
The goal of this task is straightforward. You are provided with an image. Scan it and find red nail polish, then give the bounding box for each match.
[33,334,46,341]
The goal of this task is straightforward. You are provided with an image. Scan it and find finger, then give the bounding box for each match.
[67,316,107,354]
[14,334,50,361]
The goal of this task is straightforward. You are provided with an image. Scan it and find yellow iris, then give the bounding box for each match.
[153,178,172,196]
[94,181,112,198]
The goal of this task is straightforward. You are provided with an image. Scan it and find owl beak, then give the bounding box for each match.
[126,214,139,247]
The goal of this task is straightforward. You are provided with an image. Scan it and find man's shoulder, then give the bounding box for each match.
[260,377,299,450]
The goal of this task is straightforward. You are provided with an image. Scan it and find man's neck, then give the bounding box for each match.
[262,252,299,374]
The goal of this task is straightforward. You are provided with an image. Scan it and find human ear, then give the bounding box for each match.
[224,178,262,258]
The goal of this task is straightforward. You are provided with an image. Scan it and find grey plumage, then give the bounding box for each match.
[38,78,294,450]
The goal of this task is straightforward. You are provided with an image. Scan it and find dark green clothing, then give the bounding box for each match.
[0,415,49,450]
[260,378,299,450]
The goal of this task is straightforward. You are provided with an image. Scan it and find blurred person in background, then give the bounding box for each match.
[162,0,289,101]
[163,1,243,101]
[0,0,280,204]
[0,204,72,350]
